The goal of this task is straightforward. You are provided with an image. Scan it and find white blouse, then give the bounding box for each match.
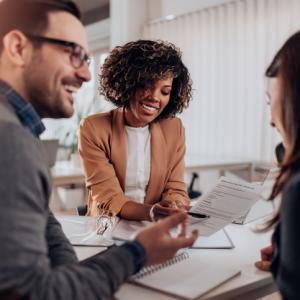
[124,125,151,203]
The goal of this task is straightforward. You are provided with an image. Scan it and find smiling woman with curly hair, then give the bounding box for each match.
[79,40,193,221]
[100,40,192,120]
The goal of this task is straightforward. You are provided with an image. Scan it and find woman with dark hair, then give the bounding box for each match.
[255,31,300,298]
[79,40,192,221]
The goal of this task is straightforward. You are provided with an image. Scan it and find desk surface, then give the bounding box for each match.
[70,218,276,300]
[51,160,84,186]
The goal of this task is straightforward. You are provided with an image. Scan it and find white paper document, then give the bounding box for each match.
[188,176,262,236]
[112,220,234,249]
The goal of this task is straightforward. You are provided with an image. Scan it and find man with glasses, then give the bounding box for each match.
[0,0,197,299]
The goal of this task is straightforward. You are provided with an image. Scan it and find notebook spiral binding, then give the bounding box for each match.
[131,251,189,280]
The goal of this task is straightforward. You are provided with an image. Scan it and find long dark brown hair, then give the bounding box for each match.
[265,31,300,229]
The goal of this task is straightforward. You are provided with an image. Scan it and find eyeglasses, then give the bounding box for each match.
[25,34,91,69]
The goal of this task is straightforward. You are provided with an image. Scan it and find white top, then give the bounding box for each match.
[124,125,151,203]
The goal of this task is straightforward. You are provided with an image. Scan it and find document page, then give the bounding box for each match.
[188,176,262,236]
[112,220,234,248]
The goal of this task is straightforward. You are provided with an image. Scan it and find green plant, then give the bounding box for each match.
[55,93,97,154]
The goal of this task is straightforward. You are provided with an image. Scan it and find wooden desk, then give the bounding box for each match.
[50,161,86,212]
[51,160,85,186]
[71,219,277,300]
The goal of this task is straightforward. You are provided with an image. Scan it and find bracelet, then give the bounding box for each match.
[149,204,156,222]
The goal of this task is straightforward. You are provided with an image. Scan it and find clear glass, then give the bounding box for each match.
[96,209,117,236]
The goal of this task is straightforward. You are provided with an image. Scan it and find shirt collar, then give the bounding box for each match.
[0,80,45,137]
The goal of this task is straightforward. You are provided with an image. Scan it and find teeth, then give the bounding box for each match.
[142,104,158,112]
[64,85,79,93]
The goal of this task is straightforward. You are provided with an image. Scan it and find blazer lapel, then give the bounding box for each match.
[145,121,167,203]
[111,108,127,191]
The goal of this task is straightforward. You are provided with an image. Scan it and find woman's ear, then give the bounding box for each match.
[2,30,33,67]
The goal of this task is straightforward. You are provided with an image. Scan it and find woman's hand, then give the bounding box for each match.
[150,203,181,221]
[255,244,274,271]
[160,199,190,210]
[150,200,189,221]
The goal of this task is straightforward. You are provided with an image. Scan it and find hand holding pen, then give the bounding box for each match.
[162,200,210,219]
[149,200,209,221]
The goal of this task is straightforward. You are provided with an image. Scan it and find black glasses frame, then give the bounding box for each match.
[25,34,91,68]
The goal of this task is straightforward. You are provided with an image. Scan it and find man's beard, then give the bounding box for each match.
[23,68,73,119]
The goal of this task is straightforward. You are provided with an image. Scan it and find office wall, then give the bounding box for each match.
[161,0,234,17]
[144,0,300,162]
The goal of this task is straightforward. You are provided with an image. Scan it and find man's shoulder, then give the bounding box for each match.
[0,121,35,146]
[0,95,20,125]
[0,122,48,173]
[0,122,51,206]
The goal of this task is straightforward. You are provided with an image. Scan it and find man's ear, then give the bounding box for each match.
[2,30,33,67]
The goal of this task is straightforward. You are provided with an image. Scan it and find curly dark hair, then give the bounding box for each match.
[100,40,192,120]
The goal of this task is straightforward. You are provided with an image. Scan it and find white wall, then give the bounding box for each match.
[144,0,300,162]
[108,0,235,48]
[161,0,236,18]
[85,18,110,52]
[110,0,147,48]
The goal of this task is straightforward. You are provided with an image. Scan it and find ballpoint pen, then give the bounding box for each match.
[187,212,210,219]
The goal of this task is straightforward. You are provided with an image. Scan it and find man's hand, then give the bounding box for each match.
[135,212,198,265]
[255,244,274,271]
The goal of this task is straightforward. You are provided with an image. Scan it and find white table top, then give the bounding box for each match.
[69,217,276,300]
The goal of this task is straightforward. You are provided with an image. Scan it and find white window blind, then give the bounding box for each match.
[143,0,300,162]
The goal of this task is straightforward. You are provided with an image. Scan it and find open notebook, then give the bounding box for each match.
[130,251,240,300]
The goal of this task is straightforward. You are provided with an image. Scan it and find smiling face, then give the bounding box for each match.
[125,77,173,127]
[23,11,91,118]
[266,77,287,146]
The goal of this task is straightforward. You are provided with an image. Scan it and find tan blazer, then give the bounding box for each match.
[79,108,189,216]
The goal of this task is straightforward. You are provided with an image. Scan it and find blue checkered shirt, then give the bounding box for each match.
[0,80,45,137]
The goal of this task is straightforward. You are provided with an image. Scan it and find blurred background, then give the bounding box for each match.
[44,0,299,211]
[42,0,300,163]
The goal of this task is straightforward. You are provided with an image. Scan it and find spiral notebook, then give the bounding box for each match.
[130,251,240,300]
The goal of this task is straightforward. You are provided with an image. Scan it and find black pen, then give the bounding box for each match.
[187,212,210,219]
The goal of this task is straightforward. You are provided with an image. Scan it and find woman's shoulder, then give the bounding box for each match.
[284,172,300,191]
[282,172,300,208]
[158,116,183,131]
[81,108,119,129]
[155,117,185,143]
